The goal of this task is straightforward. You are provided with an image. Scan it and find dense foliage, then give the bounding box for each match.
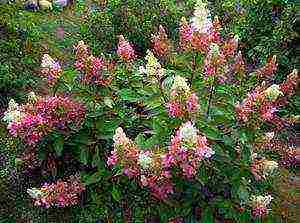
[0,0,298,222]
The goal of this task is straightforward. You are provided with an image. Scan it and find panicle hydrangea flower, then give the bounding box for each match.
[108,127,174,199]
[167,121,214,178]
[170,75,191,96]
[186,93,199,113]
[113,127,131,147]
[279,69,298,96]
[166,76,199,118]
[221,35,239,59]
[74,41,114,86]
[107,149,118,167]
[191,32,210,53]
[109,127,140,178]
[166,102,185,118]
[203,43,228,81]
[2,99,25,124]
[259,103,277,122]
[178,121,198,142]
[255,55,278,78]
[117,35,136,62]
[73,40,89,60]
[108,123,213,199]
[233,51,245,74]
[190,0,212,34]
[258,136,297,167]
[209,16,222,43]
[142,50,165,82]
[8,114,47,145]
[201,33,244,83]
[40,54,62,85]
[3,96,85,146]
[179,17,194,49]
[138,151,153,170]
[27,175,85,208]
[33,96,86,129]
[249,195,273,217]
[235,72,298,129]
[235,87,266,122]
[250,153,278,180]
[180,2,221,52]
[151,25,171,57]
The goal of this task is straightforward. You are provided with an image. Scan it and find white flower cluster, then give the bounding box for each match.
[2,99,24,124]
[178,121,198,143]
[170,75,191,95]
[138,151,153,170]
[190,0,212,33]
[113,127,130,147]
[262,160,278,176]
[264,84,284,102]
[250,195,273,208]
[140,50,164,81]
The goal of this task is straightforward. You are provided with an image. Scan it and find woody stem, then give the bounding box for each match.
[206,77,216,119]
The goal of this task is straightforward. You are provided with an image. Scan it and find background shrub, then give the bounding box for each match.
[212,0,298,80]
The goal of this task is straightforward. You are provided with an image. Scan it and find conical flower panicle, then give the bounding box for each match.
[249,195,273,217]
[27,175,85,208]
[40,54,62,85]
[151,25,171,57]
[166,76,199,118]
[3,96,85,145]
[74,41,114,86]
[117,35,136,62]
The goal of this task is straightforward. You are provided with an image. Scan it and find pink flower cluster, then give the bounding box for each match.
[117,35,136,62]
[180,16,244,82]
[151,25,171,57]
[166,76,199,118]
[6,96,85,145]
[179,16,221,53]
[255,55,278,78]
[167,93,199,118]
[203,36,244,82]
[40,54,63,85]
[107,122,213,199]
[74,41,114,86]
[8,113,47,145]
[108,127,173,200]
[279,69,298,96]
[249,195,273,218]
[165,121,214,178]
[235,86,265,123]
[236,70,298,129]
[27,175,85,208]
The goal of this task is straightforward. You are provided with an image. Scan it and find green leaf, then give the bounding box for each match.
[202,207,214,223]
[144,98,162,110]
[80,148,89,165]
[111,185,121,202]
[82,172,102,186]
[135,133,146,149]
[118,88,139,102]
[239,210,251,222]
[53,136,64,156]
[201,125,221,140]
